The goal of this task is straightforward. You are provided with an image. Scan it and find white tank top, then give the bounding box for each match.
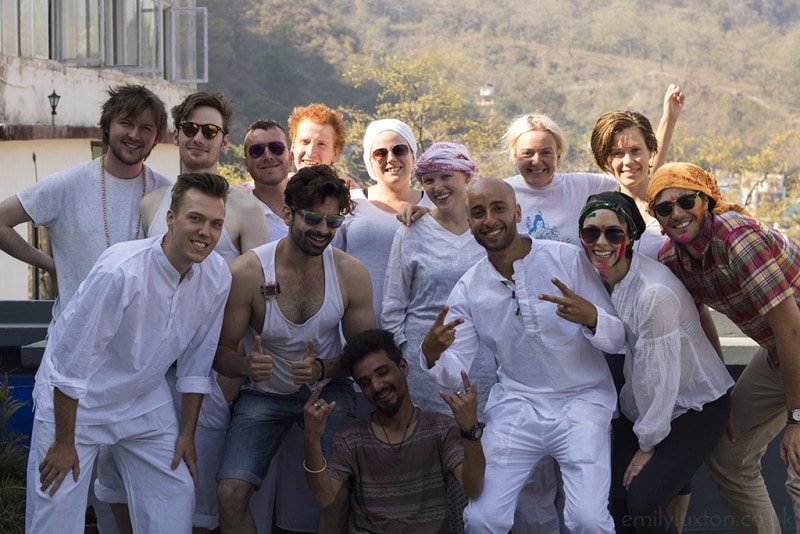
[243,240,345,395]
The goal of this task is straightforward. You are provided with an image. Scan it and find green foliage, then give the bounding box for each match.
[198,0,800,220]
[0,375,29,534]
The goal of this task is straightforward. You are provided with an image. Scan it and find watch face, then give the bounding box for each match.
[472,425,483,440]
[792,409,800,422]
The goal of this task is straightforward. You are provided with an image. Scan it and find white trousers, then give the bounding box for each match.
[95,367,231,529]
[27,402,194,534]
[465,396,614,534]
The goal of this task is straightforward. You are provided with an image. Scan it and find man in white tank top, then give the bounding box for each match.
[214,165,375,534]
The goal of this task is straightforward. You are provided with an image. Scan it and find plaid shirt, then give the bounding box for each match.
[658,210,800,367]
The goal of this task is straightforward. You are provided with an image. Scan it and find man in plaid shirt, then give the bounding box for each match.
[647,162,800,533]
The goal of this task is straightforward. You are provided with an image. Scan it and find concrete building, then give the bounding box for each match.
[0,0,208,299]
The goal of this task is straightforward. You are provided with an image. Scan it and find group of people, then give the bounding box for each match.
[2,79,799,534]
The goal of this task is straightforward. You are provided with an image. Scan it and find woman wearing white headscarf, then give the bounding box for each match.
[334,119,433,326]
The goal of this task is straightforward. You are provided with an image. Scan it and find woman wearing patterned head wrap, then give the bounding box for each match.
[569,191,733,533]
[334,119,434,326]
[382,142,497,533]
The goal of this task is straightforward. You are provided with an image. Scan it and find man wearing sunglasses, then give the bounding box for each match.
[214,165,375,534]
[97,92,267,533]
[243,119,294,244]
[647,162,800,533]
[141,92,267,255]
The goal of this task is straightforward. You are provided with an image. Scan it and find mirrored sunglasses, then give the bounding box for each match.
[179,122,225,140]
[292,207,345,228]
[372,144,410,161]
[653,192,701,218]
[580,227,627,245]
[247,141,287,158]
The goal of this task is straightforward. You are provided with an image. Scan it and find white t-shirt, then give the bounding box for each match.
[18,158,172,318]
[33,236,231,425]
[505,172,617,246]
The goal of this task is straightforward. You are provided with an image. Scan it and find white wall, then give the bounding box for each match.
[0,139,179,300]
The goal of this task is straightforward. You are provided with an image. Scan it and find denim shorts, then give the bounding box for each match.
[216,379,355,488]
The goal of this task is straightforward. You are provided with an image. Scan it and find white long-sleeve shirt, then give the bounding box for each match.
[614,253,734,451]
[381,214,497,413]
[423,238,624,418]
[33,236,232,425]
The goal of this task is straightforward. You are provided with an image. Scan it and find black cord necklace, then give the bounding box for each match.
[375,407,416,465]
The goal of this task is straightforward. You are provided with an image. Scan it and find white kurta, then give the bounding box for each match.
[33,236,231,425]
[505,172,617,246]
[381,214,496,413]
[614,253,734,451]
[424,237,623,416]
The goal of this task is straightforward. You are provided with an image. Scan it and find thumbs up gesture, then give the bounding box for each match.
[292,340,322,384]
[247,335,273,382]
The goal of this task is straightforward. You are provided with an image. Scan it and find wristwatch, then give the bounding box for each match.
[460,422,486,441]
[788,409,800,425]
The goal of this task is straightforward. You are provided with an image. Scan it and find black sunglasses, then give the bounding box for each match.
[178,122,225,140]
[372,144,410,161]
[580,226,627,245]
[653,192,701,218]
[291,207,345,228]
[248,141,287,159]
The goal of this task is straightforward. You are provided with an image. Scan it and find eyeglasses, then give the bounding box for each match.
[292,207,345,228]
[371,144,410,162]
[247,141,287,159]
[178,122,225,140]
[580,227,628,245]
[652,192,701,218]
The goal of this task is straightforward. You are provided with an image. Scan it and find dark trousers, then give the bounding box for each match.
[611,392,731,533]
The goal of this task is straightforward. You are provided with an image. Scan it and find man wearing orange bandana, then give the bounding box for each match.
[647,162,800,533]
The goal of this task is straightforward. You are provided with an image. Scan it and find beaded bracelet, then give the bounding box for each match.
[303,458,327,474]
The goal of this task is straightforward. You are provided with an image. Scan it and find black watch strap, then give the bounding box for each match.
[460,422,485,441]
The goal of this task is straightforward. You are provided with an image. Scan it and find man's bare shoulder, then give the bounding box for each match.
[229,250,265,283]
[332,248,370,286]
[140,185,169,230]
[226,187,260,212]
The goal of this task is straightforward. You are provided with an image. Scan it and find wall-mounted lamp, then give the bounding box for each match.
[48,90,61,125]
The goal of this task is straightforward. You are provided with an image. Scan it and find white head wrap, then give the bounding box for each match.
[362,119,418,182]
[414,141,477,180]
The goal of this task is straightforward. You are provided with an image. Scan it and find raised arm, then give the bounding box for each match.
[442,371,485,498]
[302,383,346,507]
[652,84,685,172]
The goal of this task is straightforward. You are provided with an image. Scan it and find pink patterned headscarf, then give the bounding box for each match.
[413,141,477,181]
